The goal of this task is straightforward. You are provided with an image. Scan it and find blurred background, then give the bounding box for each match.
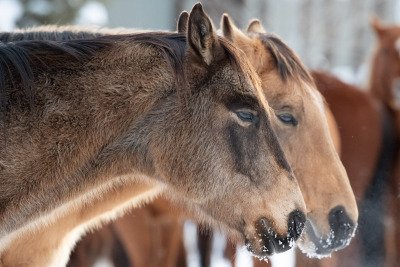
[1,1,399,267]
[1,0,400,84]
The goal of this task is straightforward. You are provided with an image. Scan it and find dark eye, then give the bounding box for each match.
[236,110,259,124]
[277,113,298,126]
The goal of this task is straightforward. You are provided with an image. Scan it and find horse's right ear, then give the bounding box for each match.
[370,15,386,39]
[187,3,220,65]
[177,11,189,33]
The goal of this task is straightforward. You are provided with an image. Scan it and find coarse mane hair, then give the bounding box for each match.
[256,33,313,84]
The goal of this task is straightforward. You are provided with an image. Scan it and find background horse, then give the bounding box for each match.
[0,4,307,266]
[368,16,400,267]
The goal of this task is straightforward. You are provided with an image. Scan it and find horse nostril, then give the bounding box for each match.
[288,209,306,240]
[329,206,356,245]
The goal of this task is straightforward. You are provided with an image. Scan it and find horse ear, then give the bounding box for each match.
[177,11,189,33]
[370,15,386,39]
[247,19,266,34]
[221,13,241,41]
[187,3,220,65]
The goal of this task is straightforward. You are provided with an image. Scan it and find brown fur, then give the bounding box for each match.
[0,5,306,266]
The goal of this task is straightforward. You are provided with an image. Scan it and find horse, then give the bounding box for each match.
[368,16,400,267]
[296,71,395,267]
[65,12,359,266]
[0,4,307,266]
[205,12,359,260]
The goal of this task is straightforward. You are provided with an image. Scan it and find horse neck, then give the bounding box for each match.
[369,46,390,104]
[0,43,177,239]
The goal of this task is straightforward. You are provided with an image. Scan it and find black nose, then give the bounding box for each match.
[328,205,356,249]
[288,209,306,241]
[254,210,306,256]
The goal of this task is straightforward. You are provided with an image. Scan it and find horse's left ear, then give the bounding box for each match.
[221,13,241,41]
[187,3,221,65]
[370,15,386,39]
[177,11,189,33]
[247,19,266,34]
[221,14,252,44]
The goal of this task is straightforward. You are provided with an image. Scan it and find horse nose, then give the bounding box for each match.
[329,205,356,249]
[288,209,306,240]
[255,209,306,255]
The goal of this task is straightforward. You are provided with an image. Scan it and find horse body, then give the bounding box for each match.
[0,5,307,266]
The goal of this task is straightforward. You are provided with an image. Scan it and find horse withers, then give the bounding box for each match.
[0,4,306,266]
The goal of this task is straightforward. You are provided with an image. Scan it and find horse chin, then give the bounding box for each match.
[297,220,356,259]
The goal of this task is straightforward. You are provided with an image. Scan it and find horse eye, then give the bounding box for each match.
[277,113,298,126]
[236,111,259,124]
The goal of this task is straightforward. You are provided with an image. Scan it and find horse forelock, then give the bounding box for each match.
[255,33,313,86]
[217,36,263,100]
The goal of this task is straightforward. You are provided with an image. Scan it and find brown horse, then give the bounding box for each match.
[368,16,400,267]
[67,12,359,267]
[0,4,307,266]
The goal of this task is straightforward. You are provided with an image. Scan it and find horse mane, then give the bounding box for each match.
[0,29,104,42]
[0,29,253,116]
[0,32,188,115]
[257,33,313,84]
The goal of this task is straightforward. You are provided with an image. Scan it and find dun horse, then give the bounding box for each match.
[296,71,394,267]
[67,12,358,267]
[183,12,359,261]
[0,4,307,266]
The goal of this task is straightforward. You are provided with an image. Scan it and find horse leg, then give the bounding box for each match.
[111,198,186,267]
[112,207,154,267]
[68,225,116,267]
[161,216,185,267]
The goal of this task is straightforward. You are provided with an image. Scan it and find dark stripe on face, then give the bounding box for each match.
[262,114,292,174]
[226,108,292,183]
[227,122,262,182]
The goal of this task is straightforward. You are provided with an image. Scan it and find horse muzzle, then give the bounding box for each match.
[299,205,357,257]
[245,209,306,259]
